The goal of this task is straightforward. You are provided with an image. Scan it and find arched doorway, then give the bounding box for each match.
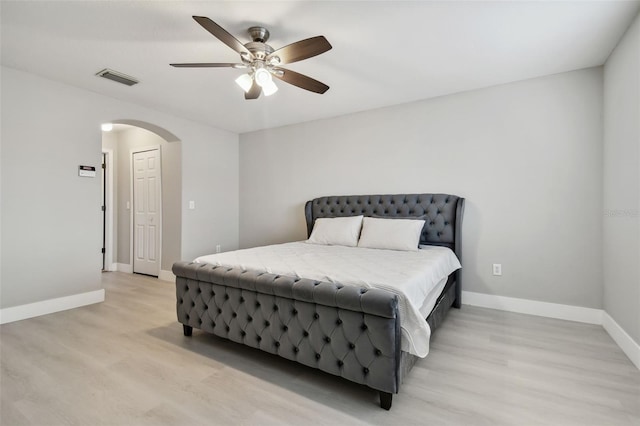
[101,120,182,281]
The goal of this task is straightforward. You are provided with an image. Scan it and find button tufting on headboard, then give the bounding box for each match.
[304,194,464,255]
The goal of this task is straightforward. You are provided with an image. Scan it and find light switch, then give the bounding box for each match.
[188,201,195,210]
[492,264,502,276]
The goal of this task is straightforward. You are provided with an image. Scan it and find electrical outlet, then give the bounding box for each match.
[216,244,221,253]
[492,264,502,276]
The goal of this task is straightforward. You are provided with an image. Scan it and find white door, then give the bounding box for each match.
[133,149,161,276]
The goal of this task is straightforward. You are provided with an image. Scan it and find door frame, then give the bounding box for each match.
[102,149,115,271]
[129,145,162,276]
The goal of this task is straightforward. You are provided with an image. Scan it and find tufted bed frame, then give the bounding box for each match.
[172,193,464,410]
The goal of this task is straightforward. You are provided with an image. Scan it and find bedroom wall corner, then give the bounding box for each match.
[603,11,640,349]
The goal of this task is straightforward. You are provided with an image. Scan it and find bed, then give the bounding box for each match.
[172,193,464,410]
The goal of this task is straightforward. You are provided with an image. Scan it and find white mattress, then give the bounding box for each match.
[195,242,461,357]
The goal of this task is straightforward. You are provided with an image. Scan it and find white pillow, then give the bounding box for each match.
[307,215,363,247]
[357,217,425,251]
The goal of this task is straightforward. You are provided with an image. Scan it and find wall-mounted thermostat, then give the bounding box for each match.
[78,165,96,177]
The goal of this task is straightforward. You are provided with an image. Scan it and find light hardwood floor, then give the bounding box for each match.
[1,272,638,425]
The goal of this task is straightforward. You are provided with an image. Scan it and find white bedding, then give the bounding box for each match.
[194,242,461,357]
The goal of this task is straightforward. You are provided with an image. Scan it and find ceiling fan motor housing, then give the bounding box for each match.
[244,41,275,61]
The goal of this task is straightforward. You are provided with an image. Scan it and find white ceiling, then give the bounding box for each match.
[2,1,639,134]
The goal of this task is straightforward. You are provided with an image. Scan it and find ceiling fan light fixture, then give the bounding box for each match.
[235,73,254,92]
[262,79,278,96]
[254,68,272,87]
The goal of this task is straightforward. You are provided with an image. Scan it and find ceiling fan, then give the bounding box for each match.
[171,16,332,100]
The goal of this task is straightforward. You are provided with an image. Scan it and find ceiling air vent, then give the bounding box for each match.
[95,68,139,86]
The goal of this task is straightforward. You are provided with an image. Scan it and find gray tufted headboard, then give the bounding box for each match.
[304,193,465,261]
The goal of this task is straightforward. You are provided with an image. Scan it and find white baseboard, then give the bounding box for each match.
[462,291,603,324]
[115,264,172,282]
[602,312,640,370]
[116,263,133,273]
[158,269,175,282]
[0,289,105,325]
[462,290,639,370]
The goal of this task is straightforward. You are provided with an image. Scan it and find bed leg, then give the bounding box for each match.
[379,392,392,410]
[183,325,193,336]
[453,278,462,309]
[453,297,461,309]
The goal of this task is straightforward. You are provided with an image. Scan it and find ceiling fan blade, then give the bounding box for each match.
[244,80,261,100]
[192,16,252,58]
[272,68,329,94]
[170,63,246,68]
[267,36,332,65]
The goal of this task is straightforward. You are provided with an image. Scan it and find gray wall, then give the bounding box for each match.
[240,68,604,309]
[112,127,182,272]
[0,66,239,309]
[603,13,640,345]
[1,68,103,306]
